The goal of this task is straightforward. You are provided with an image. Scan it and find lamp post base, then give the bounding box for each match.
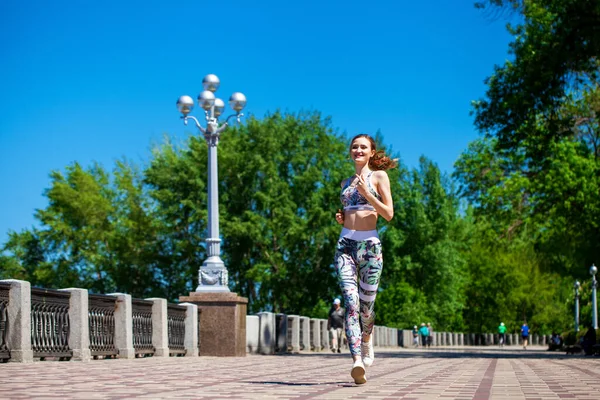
[196,257,230,292]
[179,291,248,356]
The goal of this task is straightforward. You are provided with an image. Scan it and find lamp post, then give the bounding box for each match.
[574,280,580,332]
[176,74,247,292]
[591,263,598,329]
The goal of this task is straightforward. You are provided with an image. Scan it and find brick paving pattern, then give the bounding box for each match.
[1,346,599,399]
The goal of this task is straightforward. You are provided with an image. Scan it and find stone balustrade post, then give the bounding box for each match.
[401,329,410,347]
[1,279,33,363]
[319,319,329,351]
[257,312,275,355]
[61,288,91,361]
[108,293,135,359]
[372,326,378,347]
[146,298,168,357]
[299,316,310,351]
[245,315,259,354]
[287,315,300,353]
[310,318,321,351]
[275,313,288,353]
[179,303,198,357]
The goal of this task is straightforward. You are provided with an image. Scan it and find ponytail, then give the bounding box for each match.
[370,150,398,171]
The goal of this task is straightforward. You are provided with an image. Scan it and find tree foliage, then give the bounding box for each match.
[378,157,468,331]
[473,0,600,158]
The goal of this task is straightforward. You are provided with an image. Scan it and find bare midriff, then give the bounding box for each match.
[343,209,378,231]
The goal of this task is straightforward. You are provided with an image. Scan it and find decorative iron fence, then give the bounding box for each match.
[132,298,154,357]
[167,304,186,356]
[0,282,10,362]
[31,287,72,360]
[88,294,118,359]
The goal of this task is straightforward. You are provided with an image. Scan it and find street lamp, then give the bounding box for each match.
[591,263,598,329]
[574,280,580,332]
[176,74,247,292]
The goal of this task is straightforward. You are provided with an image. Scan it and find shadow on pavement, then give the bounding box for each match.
[245,380,349,386]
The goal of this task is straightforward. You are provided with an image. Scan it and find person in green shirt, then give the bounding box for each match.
[498,322,507,347]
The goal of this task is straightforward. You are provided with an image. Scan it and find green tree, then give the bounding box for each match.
[474,0,600,155]
[1,161,170,298]
[379,157,467,331]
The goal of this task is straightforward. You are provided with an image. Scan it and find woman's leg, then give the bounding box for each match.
[357,238,383,338]
[334,238,361,357]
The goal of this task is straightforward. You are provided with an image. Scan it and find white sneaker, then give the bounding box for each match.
[361,339,374,367]
[351,360,367,384]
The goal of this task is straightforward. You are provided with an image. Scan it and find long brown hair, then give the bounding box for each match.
[349,134,398,171]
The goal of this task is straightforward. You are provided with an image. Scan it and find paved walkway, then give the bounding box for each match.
[1,346,599,399]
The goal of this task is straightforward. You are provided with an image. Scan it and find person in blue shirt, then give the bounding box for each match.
[521,323,530,349]
[418,323,429,347]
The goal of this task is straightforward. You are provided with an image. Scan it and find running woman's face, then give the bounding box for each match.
[350,137,374,163]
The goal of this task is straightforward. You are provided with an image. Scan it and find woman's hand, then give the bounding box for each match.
[354,174,367,196]
[335,209,344,225]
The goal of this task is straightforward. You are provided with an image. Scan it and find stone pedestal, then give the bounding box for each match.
[179,291,248,357]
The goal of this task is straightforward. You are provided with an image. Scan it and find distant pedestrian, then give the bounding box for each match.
[498,322,506,347]
[418,323,429,347]
[412,325,419,347]
[521,323,529,349]
[328,298,345,353]
[426,323,434,347]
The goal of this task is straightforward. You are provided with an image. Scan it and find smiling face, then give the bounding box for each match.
[350,136,375,164]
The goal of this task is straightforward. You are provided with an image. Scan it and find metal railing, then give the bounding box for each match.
[88,294,118,359]
[132,298,154,357]
[31,287,72,360]
[167,303,186,356]
[0,282,10,362]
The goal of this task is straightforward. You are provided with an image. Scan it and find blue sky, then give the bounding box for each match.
[0,0,514,241]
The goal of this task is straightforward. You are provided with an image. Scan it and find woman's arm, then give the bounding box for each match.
[356,170,394,221]
[335,178,348,224]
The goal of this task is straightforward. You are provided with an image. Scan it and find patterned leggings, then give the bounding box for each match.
[334,235,383,356]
